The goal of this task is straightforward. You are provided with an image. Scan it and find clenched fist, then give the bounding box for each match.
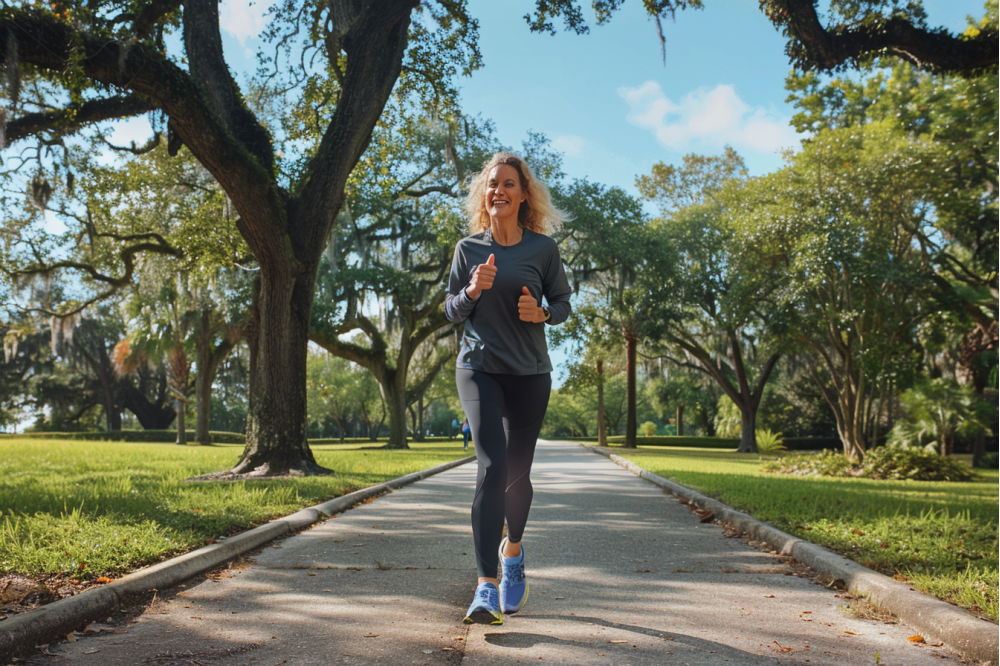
[466,253,496,300]
[518,286,547,323]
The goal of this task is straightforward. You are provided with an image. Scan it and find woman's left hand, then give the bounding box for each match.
[518,286,547,323]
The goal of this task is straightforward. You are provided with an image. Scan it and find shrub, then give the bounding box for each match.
[761,450,855,476]
[887,378,993,454]
[755,428,786,453]
[861,446,976,482]
[3,430,246,444]
[975,452,999,469]
[606,436,738,449]
[639,421,658,437]
[762,447,977,482]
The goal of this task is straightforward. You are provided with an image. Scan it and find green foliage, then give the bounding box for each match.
[619,446,998,620]
[888,378,993,453]
[0,438,469,578]
[975,453,1000,469]
[605,436,738,448]
[763,448,978,482]
[754,428,786,453]
[5,431,245,444]
[713,396,742,438]
[639,421,657,437]
[862,446,977,482]
[762,450,857,477]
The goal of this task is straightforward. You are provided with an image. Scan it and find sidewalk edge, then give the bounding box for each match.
[0,454,475,660]
[587,444,998,666]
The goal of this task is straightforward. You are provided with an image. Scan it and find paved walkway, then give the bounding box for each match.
[35,441,960,665]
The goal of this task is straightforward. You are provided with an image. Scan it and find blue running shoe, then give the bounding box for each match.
[463,582,503,625]
[498,537,529,614]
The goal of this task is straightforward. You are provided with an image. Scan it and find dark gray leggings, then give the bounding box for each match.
[456,369,551,578]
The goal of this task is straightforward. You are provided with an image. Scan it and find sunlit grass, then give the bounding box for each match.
[0,438,469,579]
[608,446,999,621]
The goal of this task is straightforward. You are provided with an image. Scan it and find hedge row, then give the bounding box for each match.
[1,430,247,444]
[606,436,739,448]
[308,436,459,445]
[557,435,843,451]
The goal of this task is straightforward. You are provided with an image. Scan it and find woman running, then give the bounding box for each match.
[444,152,572,625]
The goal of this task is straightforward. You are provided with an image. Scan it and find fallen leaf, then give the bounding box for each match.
[844,630,859,635]
[907,635,925,643]
[442,647,454,651]
[190,616,202,620]
[66,632,76,642]
[852,529,865,536]
[95,576,113,584]
[928,642,943,647]
[763,595,775,598]
[83,648,99,654]
[307,572,317,576]
[635,569,651,573]
[609,639,628,643]
[363,633,379,638]
[555,596,565,600]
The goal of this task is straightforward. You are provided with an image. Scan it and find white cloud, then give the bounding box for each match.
[220,0,271,46]
[618,81,799,155]
[552,134,585,158]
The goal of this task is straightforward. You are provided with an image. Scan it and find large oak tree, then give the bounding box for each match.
[0,1,478,475]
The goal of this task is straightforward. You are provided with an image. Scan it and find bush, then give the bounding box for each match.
[862,447,976,482]
[755,428,786,453]
[639,421,658,437]
[975,452,1000,469]
[761,447,977,482]
[3,430,246,444]
[761,450,855,476]
[606,436,739,449]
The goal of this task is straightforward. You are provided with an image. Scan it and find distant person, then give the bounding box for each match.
[461,417,472,451]
[444,152,572,625]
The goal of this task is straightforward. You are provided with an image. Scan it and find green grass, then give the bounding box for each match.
[0,438,469,580]
[607,446,999,621]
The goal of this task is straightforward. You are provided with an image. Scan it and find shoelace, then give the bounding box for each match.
[503,559,525,583]
[477,585,499,606]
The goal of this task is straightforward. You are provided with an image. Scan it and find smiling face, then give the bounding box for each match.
[485,163,525,224]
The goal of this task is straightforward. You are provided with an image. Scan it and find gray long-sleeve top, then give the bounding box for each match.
[445,229,572,375]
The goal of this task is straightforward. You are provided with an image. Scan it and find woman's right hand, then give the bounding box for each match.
[466,254,496,300]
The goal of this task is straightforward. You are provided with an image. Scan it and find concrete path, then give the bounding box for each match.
[31,441,962,665]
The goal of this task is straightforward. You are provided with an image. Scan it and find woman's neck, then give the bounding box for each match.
[490,218,522,246]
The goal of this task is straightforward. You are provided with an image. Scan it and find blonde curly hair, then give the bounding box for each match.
[465,152,567,236]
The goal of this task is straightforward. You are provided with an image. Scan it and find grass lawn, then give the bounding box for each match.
[0,438,469,582]
[606,445,998,622]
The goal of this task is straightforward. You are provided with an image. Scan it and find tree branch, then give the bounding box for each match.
[775,0,997,73]
[5,95,156,147]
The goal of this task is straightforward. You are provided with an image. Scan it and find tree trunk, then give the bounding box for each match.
[121,383,176,429]
[676,403,684,437]
[416,395,425,441]
[737,405,757,453]
[195,310,212,446]
[596,359,607,447]
[624,328,637,449]
[234,267,328,475]
[382,377,410,449]
[105,404,122,432]
[175,399,187,445]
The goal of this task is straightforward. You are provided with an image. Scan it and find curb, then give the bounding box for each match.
[0,454,475,660]
[587,445,998,666]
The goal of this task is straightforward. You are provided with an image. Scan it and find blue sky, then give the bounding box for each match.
[114,0,982,198]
